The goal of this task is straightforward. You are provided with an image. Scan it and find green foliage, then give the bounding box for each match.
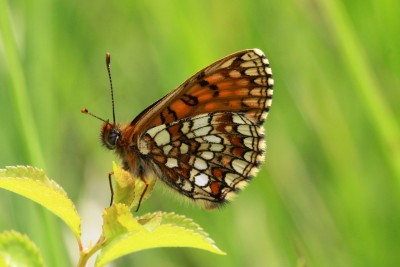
[112,162,136,207]
[112,162,157,209]
[0,165,224,266]
[97,206,224,266]
[0,166,81,241]
[0,0,399,266]
[0,231,44,267]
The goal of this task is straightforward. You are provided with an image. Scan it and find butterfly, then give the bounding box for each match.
[83,49,274,210]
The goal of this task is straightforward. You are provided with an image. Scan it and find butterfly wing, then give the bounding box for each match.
[130,49,273,132]
[131,49,273,209]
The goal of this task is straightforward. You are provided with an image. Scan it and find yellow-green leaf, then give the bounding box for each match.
[0,230,44,267]
[137,212,162,232]
[96,211,225,267]
[157,212,210,239]
[102,203,144,240]
[0,166,81,241]
[112,162,156,209]
[112,162,135,207]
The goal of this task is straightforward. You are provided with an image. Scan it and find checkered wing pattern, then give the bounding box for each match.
[133,49,273,209]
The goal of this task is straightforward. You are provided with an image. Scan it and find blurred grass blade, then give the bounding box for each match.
[0,2,70,266]
[317,0,400,179]
[0,0,44,166]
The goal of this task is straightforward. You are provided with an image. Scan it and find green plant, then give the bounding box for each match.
[0,165,224,267]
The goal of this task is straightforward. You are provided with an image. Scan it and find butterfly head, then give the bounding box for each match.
[100,122,122,150]
[81,108,122,150]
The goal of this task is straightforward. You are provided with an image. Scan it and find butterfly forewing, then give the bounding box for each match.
[130,49,273,134]
[130,49,273,209]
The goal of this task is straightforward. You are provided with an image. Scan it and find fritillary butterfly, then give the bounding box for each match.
[83,49,274,209]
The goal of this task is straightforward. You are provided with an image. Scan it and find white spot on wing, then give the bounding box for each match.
[245,67,262,76]
[261,112,268,121]
[258,139,266,151]
[232,114,246,125]
[165,158,178,168]
[237,125,253,136]
[189,168,198,178]
[146,124,166,138]
[194,157,208,170]
[138,139,150,155]
[244,151,254,162]
[250,87,263,96]
[242,51,258,60]
[163,145,173,155]
[181,121,190,134]
[266,99,272,108]
[203,135,222,143]
[253,48,264,57]
[257,152,265,163]
[180,143,189,154]
[224,173,240,184]
[268,77,274,86]
[192,116,209,130]
[210,144,224,152]
[194,173,209,187]
[200,151,214,160]
[241,60,258,68]
[256,125,264,136]
[232,159,248,174]
[181,179,193,191]
[244,137,254,149]
[154,129,171,146]
[193,126,212,137]
[254,77,266,86]
[220,57,236,68]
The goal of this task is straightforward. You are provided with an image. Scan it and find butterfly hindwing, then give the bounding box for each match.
[137,111,266,209]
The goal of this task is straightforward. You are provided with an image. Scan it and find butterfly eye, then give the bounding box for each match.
[100,123,121,150]
[108,129,120,147]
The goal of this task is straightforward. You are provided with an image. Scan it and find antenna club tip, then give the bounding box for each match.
[81,108,89,113]
[106,52,111,66]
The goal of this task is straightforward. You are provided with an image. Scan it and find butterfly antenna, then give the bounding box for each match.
[81,108,108,123]
[106,52,116,125]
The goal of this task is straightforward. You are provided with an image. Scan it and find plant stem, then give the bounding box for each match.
[77,236,107,267]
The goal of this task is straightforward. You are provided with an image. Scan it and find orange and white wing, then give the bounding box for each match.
[133,49,274,208]
[130,49,273,131]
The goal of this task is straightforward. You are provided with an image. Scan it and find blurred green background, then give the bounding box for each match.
[1,0,399,266]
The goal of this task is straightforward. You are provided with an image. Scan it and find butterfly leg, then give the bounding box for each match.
[135,175,149,212]
[108,171,114,206]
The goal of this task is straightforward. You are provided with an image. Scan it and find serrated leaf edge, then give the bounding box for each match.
[0,169,81,239]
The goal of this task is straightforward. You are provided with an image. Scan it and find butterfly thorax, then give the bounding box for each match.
[100,121,155,180]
